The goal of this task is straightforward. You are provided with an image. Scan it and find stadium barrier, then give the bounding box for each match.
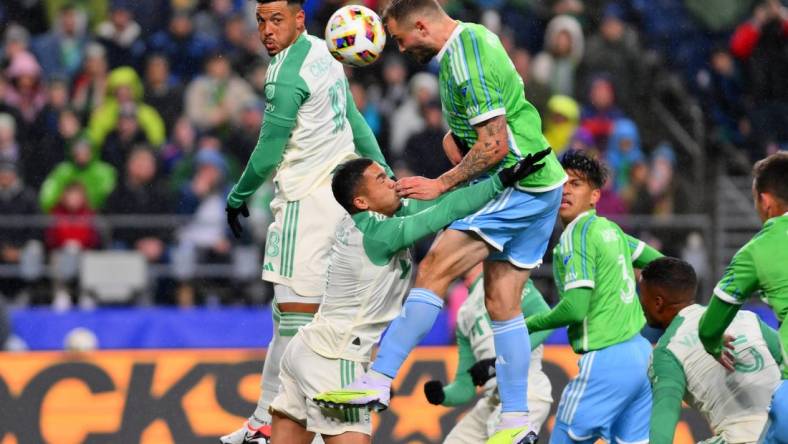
[0,346,711,443]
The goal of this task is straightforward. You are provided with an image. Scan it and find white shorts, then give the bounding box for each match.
[270,335,371,436]
[263,182,346,297]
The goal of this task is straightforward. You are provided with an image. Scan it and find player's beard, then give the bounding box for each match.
[405,44,438,65]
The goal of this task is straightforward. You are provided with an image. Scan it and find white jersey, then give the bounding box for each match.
[652,304,782,442]
[457,279,552,404]
[265,32,357,201]
[299,214,412,362]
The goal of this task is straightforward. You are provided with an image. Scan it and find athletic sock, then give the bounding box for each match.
[492,315,530,415]
[371,288,444,378]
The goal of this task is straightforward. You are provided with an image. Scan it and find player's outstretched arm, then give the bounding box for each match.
[649,347,687,444]
[424,332,476,406]
[345,80,393,177]
[395,115,510,200]
[525,288,592,333]
[698,297,741,359]
[521,282,555,348]
[626,234,664,269]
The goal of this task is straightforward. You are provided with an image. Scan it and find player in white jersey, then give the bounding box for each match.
[221,1,391,442]
[639,257,784,444]
[271,153,549,443]
[422,270,553,443]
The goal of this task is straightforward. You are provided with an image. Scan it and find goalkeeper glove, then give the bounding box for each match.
[497,148,552,187]
[468,358,497,387]
[225,202,249,239]
[423,380,446,405]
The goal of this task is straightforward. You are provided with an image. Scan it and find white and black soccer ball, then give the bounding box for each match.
[324,5,386,67]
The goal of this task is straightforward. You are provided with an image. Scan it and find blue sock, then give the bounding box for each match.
[492,316,530,413]
[371,288,443,378]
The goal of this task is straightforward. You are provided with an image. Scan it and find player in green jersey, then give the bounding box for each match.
[640,257,783,444]
[698,151,788,443]
[317,1,566,442]
[525,151,662,444]
[221,1,391,442]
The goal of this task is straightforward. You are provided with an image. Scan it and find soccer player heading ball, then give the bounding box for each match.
[315,0,567,442]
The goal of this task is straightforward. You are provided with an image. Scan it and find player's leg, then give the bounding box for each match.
[444,397,498,444]
[609,335,652,444]
[321,432,370,444]
[314,229,491,408]
[270,413,315,444]
[483,260,533,435]
[761,381,788,444]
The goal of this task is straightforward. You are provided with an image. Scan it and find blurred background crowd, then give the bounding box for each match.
[0,0,785,319]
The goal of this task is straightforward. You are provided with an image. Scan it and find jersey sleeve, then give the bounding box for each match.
[521,281,554,348]
[625,234,663,269]
[344,79,393,176]
[525,287,592,333]
[362,176,504,263]
[561,218,598,290]
[698,296,741,358]
[714,244,759,305]
[649,347,687,444]
[453,31,507,126]
[441,331,477,406]
[759,319,785,366]
[226,76,308,208]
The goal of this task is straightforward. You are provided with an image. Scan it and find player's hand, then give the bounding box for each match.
[497,148,552,186]
[225,202,250,239]
[716,334,737,372]
[468,358,497,386]
[423,380,445,405]
[395,176,446,200]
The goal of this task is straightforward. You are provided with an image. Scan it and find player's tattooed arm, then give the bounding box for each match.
[438,115,509,191]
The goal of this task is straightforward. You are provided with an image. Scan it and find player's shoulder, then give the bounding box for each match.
[458,22,500,49]
[265,34,314,84]
[563,210,604,243]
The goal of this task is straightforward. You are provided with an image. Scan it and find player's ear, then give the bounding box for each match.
[413,19,428,35]
[590,188,602,206]
[293,6,305,28]
[353,195,369,211]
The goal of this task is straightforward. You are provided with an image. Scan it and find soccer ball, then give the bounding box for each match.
[325,5,386,67]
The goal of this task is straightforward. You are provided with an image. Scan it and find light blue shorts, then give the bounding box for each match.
[551,334,653,444]
[762,380,788,444]
[449,186,562,269]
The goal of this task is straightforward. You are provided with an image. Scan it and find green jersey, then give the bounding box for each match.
[552,209,648,353]
[436,22,566,192]
[712,213,788,352]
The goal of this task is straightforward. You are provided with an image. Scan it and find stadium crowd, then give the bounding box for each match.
[0,0,785,308]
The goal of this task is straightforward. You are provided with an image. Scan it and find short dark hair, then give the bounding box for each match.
[382,0,441,24]
[753,151,788,204]
[255,0,304,5]
[560,150,608,189]
[332,158,375,214]
[641,257,697,302]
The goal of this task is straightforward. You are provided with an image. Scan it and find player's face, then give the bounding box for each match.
[638,279,663,328]
[256,1,305,56]
[354,163,400,216]
[386,17,438,64]
[560,170,600,225]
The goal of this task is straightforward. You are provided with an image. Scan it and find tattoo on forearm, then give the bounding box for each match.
[440,116,508,189]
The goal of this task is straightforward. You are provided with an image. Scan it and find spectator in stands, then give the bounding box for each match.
[730,0,788,157]
[193,0,238,40]
[620,160,654,214]
[531,14,584,97]
[40,137,116,212]
[185,51,254,133]
[225,100,263,165]
[389,72,439,161]
[0,161,39,299]
[31,3,88,79]
[35,76,70,139]
[87,66,165,149]
[105,146,172,262]
[3,51,46,126]
[170,133,239,192]
[101,103,151,171]
[71,42,109,124]
[26,109,77,189]
[511,47,550,115]
[2,2,48,37]
[44,0,107,31]
[580,75,626,148]
[1,25,31,71]
[580,3,644,113]
[220,13,259,76]
[160,116,197,175]
[568,126,597,153]
[0,75,25,140]
[44,181,101,250]
[403,99,452,179]
[147,9,217,82]
[0,113,20,165]
[697,46,747,146]
[95,0,146,70]
[648,142,678,215]
[543,95,580,153]
[350,80,383,138]
[376,55,409,117]
[605,118,645,193]
[143,54,183,133]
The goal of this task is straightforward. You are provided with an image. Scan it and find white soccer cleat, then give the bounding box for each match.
[219,421,271,444]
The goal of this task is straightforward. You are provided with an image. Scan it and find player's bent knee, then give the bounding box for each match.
[322,431,371,444]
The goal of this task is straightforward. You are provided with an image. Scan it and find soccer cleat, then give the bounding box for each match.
[313,372,391,412]
[486,427,538,444]
[219,421,271,444]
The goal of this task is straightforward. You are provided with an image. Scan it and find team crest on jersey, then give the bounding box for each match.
[602,229,618,243]
[265,84,276,100]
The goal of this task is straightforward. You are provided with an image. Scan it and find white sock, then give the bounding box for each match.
[249,309,292,428]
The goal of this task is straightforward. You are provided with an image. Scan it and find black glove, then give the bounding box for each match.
[497,148,552,187]
[423,380,446,405]
[225,202,250,239]
[468,358,497,387]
